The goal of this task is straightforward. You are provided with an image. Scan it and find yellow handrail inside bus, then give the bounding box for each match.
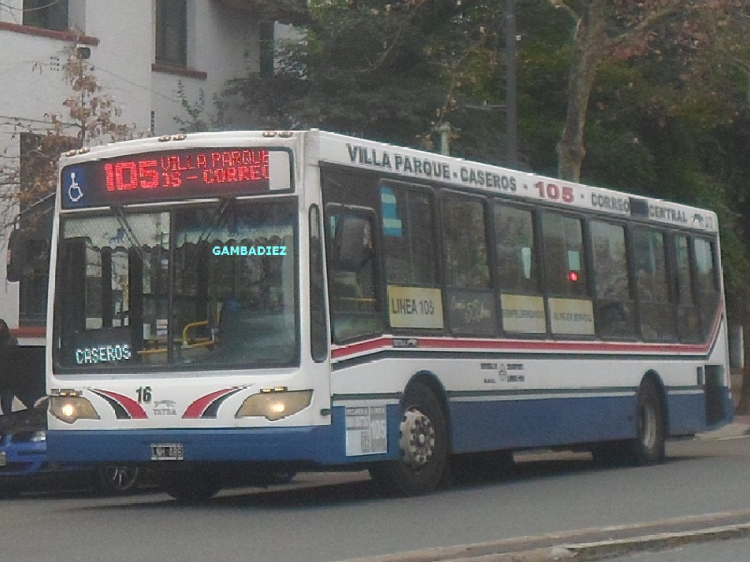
[137,320,213,356]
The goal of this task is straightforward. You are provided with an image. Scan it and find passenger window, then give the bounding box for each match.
[381,185,436,286]
[494,204,546,335]
[590,221,635,338]
[694,237,720,338]
[442,194,495,335]
[632,229,676,341]
[541,212,588,298]
[493,205,538,293]
[675,235,701,342]
[541,212,594,336]
[441,195,490,290]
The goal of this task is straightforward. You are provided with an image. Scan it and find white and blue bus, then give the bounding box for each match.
[46,130,736,500]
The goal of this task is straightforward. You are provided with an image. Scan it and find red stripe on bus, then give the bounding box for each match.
[93,389,149,419]
[182,388,238,419]
[332,307,724,361]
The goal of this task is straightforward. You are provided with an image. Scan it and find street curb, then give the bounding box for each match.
[695,422,750,440]
[341,510,750,562]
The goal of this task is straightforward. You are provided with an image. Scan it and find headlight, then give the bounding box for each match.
[235,390,312,421]
[49,396,100,424]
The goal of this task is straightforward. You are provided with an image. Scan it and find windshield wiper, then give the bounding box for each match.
[197,198,236,244]
[111,206,148,263]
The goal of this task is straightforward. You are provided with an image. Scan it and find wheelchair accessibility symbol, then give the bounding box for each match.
[62,166,87,206]
[68,172,83,202]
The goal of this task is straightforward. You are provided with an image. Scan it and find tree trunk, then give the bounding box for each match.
[555,1,607,182]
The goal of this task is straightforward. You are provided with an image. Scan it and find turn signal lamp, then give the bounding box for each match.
[235,389,312,421]
[49,396,100,424]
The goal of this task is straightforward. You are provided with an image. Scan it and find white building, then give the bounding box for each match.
[0,0,271,341]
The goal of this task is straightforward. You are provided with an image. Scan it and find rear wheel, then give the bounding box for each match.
[632,380,666,464]
[162,470,222,503]
[450,450,514,484]
[369,382,448,497]
[592,380,665,466]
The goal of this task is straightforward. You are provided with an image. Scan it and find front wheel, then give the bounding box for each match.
[161,470,222,503]
[95,465,140,495]
[369,382,448,497]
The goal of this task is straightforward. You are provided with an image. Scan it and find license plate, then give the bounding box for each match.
[0,451,6,467]
[150,443,184,461]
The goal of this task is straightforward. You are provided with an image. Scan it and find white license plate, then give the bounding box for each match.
[0,451,6,467]
[150,443,184,461]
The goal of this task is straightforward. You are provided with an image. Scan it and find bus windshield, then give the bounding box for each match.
[53,199,298,371]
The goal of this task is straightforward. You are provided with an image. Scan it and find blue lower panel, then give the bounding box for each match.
[666,393,705,435]
[450,395,637,453]
[47,406,402,465]
[47,425,342,464]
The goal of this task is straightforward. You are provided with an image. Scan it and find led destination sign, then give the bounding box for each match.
[61,147,291,208]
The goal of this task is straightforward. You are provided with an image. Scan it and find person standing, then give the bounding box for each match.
[0,319,18,416]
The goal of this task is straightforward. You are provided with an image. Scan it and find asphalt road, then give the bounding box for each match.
[3,434,750,562]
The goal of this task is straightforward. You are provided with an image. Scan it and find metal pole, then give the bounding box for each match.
[76,46,91,147]
[505,0,518,168]
[438,122,451,156]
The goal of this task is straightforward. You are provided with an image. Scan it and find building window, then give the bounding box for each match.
[23,0,68,31]
[155,0,187,67]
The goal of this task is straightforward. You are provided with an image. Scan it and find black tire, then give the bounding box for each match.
[632,380,666,465]
[450,450,514,484]
[592,380,665,466]
[162,470,222,503]
[369,382,448,497]
[96,465,140,495]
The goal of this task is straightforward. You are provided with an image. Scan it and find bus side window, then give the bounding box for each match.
[590,220,635,339]
[674,234,701,342]
[441,193,495,336]
[632,228,676,341]
[694,237,720,339]
[493,203,546,336]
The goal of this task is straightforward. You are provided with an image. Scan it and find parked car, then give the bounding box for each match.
[0,398,141,496]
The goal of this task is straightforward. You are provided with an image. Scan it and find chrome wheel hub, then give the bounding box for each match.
[639,402,657,450]
[399,408,435,468]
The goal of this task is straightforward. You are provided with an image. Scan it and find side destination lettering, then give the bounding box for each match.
[591,194,629,213]
[649,204,687,224]
[346,144,518,193]
[346,144,450,179]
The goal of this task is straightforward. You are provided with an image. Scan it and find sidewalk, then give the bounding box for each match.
[696,414,750,440]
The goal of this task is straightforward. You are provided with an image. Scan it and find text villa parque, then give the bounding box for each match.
[346,144,518,190]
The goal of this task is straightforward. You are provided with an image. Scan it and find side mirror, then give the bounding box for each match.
[333,215,370,272]
[6,229,27,283]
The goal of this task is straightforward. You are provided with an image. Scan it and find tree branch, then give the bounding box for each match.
[607,0,684,50]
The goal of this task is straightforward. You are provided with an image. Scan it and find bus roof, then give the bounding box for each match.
[60,130,719,234]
